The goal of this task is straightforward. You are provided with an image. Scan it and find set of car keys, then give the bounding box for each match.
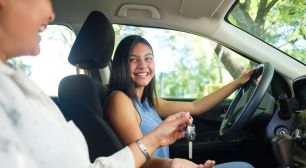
[185,123,196,159]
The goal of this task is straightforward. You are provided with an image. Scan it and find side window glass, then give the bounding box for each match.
[8,25,76,96]
[227,0,305,65]
[113,25,257,99]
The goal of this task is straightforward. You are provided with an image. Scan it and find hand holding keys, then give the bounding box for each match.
[185,123,196,159]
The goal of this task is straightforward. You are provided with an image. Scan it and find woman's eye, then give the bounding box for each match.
[146,57,153,61]
[129,58,137,62]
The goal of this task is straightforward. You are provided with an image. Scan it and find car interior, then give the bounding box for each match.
[11,0,306,167]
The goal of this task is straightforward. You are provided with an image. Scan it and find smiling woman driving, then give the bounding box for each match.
[104,35,255,168]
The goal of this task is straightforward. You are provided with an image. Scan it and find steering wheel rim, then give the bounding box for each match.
[219,62,274,140]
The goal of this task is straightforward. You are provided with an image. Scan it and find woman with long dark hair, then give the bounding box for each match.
[105,35,255,168]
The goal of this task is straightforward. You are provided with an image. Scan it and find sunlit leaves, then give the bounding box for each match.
[229,0,305,64]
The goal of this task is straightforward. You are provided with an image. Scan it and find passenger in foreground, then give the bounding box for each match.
[0,0,199,168]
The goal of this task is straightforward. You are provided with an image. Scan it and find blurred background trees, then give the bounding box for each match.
[113,0,306,98]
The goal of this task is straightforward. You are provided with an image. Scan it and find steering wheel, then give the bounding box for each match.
[219,62,274,140]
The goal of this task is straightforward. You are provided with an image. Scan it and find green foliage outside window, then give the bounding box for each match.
[113,25,254,99]
[228,0,306,64]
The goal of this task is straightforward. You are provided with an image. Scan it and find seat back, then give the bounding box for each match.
[58,11,123,162]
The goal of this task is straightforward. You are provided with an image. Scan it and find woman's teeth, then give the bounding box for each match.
[137,72,148,77]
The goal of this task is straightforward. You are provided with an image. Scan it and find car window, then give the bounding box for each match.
[8,25,76,96]
[113,25,258,99]
[227,0,305,65]
[8,24,257,99]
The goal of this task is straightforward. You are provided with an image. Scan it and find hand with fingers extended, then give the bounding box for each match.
[151,111,193,147]
[170,158,215,168]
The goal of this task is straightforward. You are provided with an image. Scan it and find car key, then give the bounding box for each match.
[185,124,196,159]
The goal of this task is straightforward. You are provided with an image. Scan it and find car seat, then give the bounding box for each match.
[58,11,123,162]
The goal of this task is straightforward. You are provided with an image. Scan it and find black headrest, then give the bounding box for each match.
[68,11,114,69]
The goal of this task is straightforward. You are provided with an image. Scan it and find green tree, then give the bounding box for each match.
[215,0,305,82]
[159,0,306,98]
[228,0,306,63]
[155,31,232,98]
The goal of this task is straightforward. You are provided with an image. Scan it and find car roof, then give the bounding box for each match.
[53,0,233,37]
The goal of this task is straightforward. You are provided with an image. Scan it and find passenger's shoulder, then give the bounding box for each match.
[108,90,128,100]
[104,91,135,119]
[104,91,132,107]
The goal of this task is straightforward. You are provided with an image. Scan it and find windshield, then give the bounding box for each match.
[227,0,305,65]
